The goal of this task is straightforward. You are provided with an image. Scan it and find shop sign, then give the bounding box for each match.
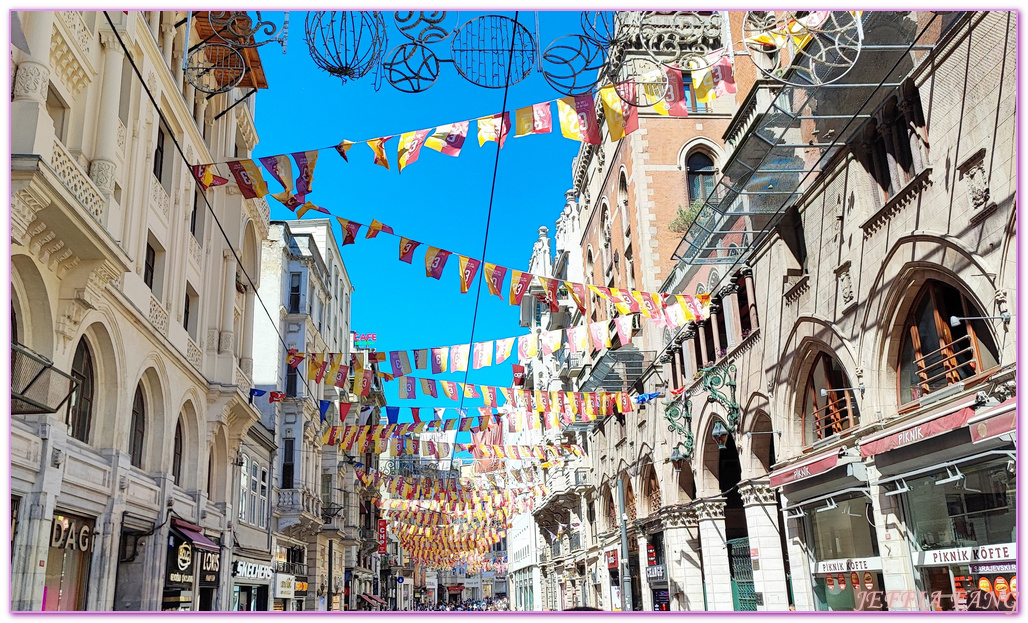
[837,574,846,589]
[198,549,221,586]
[50,514,95,553]
[917,543,1016,567]
[165,533,195,587]
[234,560,274,580]
[814,557,882,574]
[971,563,1016,574]
[769,453,839,487]
[850,572,859,588]
[378,519,388,554]
[978,578,993,592]
[274,574,295,599]
[605,550,618,569]
[294,577,309,597]
[645,565,665,581]
[826,576,835,589]
[859,400,976,458]
[863,572,873,590]
[994,577,1010,602]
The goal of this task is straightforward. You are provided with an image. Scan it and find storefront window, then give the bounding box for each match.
[808,496,879,561]
[44,513,95,611]
[905,458,1015,550]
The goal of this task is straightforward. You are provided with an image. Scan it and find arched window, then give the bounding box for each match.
[899,281,1000,406]
[802,353,861,444]
[207,452,215,499]
[687,152,716,205]
[172,420,183,484]
[130,386,146,467]
[69,340,95,443]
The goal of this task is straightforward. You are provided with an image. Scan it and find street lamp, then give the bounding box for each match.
[669,443,688,473]
[711,420,730,450]
[617,463,639,611]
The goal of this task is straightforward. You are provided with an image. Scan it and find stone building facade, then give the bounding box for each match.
[517,10,1015,613]
[11,10,272,611]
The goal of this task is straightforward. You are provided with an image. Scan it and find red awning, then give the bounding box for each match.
[446,585,466,593]
[859,398,977,458]
[370,594,387,605]
[769,451,839,488]
[360,594,375,605]
[171,518,220,552]
[969,398,1016,443]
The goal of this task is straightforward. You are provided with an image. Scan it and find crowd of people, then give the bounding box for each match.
[413,597,509,611]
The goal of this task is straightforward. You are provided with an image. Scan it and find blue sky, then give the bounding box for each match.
[253,11,586,424]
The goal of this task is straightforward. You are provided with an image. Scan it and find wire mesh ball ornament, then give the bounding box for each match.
[185,43,246,94]
[207,11,288,49]
[743,10,862,86]
[541,34,607,97]
[632,11,725,71]
[394,11,458,44]
[580,11,629,48]
[383,42,440,93]
[305,11,388,83]
[612,56,668,107]
[450,14,536,89]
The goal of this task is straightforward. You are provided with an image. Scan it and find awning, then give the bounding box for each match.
[360,594,375,605]
[446,585,465,593]
[370,594,387,605]
[968,398,1016,443]
[769,451,839,488]
[171,518,220,552]
[859,396,978,458]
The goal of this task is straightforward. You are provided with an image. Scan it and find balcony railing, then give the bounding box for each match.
[276,561,308,576]
[811,393,858,441]
[11,343,78,414]
[908,333,979,401]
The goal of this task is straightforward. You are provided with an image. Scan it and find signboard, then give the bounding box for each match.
[863,572,873,590]
[814,557,883,574]
[917,543,1016,567]
[646,565,665,581]
[234,560,274,580]
[275,574,296,599]
[605,550,619,569]
[50,514,96,553]
[354,332,378,348]
[165,533,195,588]
[397,577,404,584]
[378,519,388,554]
[850,572,859,589]
[198,549,221,586]
[971,563,1017,574]
[769,453,839,487]
[294,577,309,597]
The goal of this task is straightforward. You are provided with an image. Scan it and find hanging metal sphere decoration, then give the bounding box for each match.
[305,11,388,83]
[612,57,668,107]
[743,10,862,87]
[394,11,458,44]
[383,42,440,93]
[185,43,246,94]
[580,11,628,48]
[207,11,289,49]
[450,14,536,89]
[541,34,607,97]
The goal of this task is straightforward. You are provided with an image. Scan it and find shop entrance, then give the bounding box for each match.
[727,538,757,611]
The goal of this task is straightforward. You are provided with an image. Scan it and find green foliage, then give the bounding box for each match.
[669,199,705,233]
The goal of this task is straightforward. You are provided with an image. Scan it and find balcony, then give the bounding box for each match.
[276,561,308,576]
[572,468,592,491]
[278,488,323,535]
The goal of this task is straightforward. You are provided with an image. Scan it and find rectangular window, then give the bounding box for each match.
[46,86,69,144]
[322,474,332,506]
[143,244,156,289]
[118,61,132,124]
[807,495,879,561]
[259,469,268,529]
[282,439,294,489]
[153,124,166,183]
[288,273,301,313]
[183,293,191,332]
[190,186,204,239]
[285,366,298,398]
[249,463,259,525]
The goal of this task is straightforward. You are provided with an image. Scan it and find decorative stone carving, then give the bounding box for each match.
[150,177,170,218]
[186,338,203,370]
[835,260,854,305]
[13,62,50,101]
[219,330,235,353]
[56,262,119,341]
[58,11,93,53]
[692,499,725,522]
[117,121,126,152]
[49,27,90,96]
[738,482,776,507]
[189,236,202,266]
[148,295,169,335]
[206,329,220,353]
[958,148,993,213]
[51,140,105,221]
[89,159,116,194]
[11,187,48,245]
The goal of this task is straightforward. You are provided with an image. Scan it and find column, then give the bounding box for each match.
[742,268,759,331]
[695,499,732,611]
[720,284,742,345]
[89,32,125,199]
[220,253,237,354]
[160,19,175,68]
[781,498,815,611]
[696,321,710,366]
[147,10,161,40]
[739,481,789,611]
[240,287,255,377]
[11,10,57,158]
[636,535,653,611]
[869,464,919,610]
[709,301,723,358]
[173,27,185,89]
[194,91,208,130]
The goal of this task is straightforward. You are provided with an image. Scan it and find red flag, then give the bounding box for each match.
[711,55,737,99]
[399,237,421,263]
[556,95,601,145]
[458,256,481,294]
[411,407,422,423]
[420,378,438,398]
[514,102,552,137]
[425,247,452,279]
[509,270,533,305]
[369,136,394,169]
[565,281,587,315]
[615,315,634,345]
[398,129,431,173]
[400,376,416,400]
[658,67,691,117]
[226,160,269,199]
[333,365,349,389]
[511,364,526,387]
[191,164,229,191]
[535,276,561,312]
[269,391,286,403]
[335,139,354,162]
[337,218,362,245]
[484,263,508,299]
[339,402,353,421]
[477,112,512,148]
[366,219,394,239]
[286,349,305,369]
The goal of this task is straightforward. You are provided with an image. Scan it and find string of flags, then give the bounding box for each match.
[190,59,739,197]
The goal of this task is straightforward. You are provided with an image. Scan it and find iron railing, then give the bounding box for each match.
[12,343,77,415]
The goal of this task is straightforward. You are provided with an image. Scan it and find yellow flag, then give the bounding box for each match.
[369,136,393,170]
[692,66,716,103]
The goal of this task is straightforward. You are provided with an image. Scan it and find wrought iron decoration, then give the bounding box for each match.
[450,14,536,89]
[185,43,246,94]
[742,10,863,86]
[305,11,388,83]
[541,34,608,97]
[702,361,740,432]
[394,11,458,44]
[664,392,695,459]
[208,11,290,49]
[382,43,440,93]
